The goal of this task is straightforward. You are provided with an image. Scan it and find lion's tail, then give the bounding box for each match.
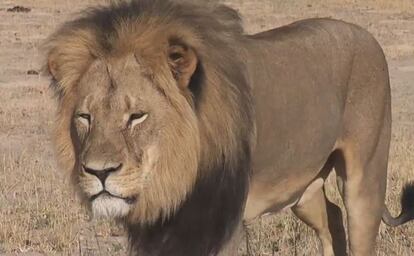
[382,182,414,227]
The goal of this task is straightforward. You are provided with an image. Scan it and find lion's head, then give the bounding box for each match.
[45,0,253,254]
[58,53,201,222]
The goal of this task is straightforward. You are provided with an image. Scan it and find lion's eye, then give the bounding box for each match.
[77,113,91,127]
[128,113,148,129]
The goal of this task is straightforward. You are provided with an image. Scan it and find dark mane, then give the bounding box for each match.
[76,0,245,46]
[48,0,245,60]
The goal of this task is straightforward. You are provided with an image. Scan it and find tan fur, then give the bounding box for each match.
[45,1,414,255]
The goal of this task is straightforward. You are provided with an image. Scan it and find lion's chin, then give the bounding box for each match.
[91,194,132,218]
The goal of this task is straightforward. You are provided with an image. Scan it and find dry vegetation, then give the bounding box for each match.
[0,0,413,255]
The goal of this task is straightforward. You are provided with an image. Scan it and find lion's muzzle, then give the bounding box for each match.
[81,161,138,217]
[82,162,122,185]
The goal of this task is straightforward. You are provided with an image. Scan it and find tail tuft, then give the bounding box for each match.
[382,181,414,227]
[400,181,414,213]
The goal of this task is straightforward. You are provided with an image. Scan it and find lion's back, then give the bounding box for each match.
[247,18,390,172]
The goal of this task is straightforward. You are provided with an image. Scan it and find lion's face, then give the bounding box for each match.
[73,56,165,217]
[70,54,198,220]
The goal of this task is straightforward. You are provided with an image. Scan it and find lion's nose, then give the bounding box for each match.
[82,163,122,185]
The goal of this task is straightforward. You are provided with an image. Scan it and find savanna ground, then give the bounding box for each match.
[0,0,413,255]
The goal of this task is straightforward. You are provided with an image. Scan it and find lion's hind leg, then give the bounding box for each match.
[292,184,347,256]
[335,135,389,256]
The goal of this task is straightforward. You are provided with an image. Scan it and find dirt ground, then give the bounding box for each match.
[0,0,413,255]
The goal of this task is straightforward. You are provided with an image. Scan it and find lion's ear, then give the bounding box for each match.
[168,44,198,89]
[45,44,94,96]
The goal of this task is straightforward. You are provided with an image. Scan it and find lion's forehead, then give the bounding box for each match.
[76,59,161,111]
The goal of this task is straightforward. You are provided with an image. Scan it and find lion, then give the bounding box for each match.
[44,0,414,255]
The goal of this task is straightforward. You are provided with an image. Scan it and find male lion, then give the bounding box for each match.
[44,0,414,255]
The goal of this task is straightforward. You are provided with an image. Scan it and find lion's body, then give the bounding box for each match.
[44,1,413,256]
[246,18,389,218]
[242,19,392,255]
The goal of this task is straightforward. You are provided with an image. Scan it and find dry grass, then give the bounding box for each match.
[1,152,81,252]
[0,0,413,255]
[342,0,414,10]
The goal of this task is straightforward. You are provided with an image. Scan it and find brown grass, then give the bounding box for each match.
[0,0,413,255]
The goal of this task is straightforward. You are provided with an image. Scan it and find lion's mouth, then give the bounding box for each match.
[90,191,137,204]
